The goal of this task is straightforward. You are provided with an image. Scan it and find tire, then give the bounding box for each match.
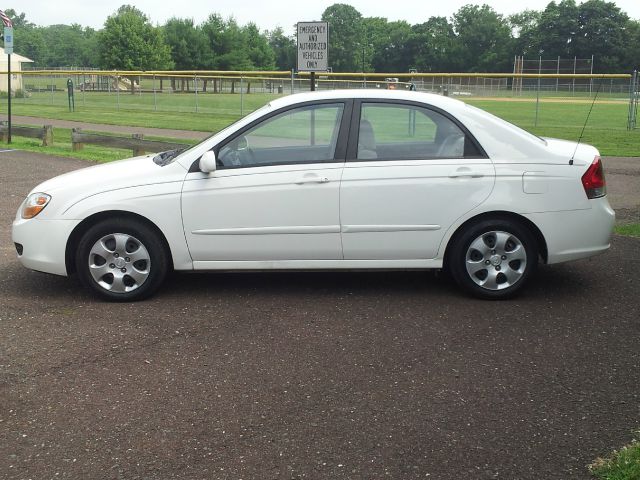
[448,218,538,300]
[75,218,169,301]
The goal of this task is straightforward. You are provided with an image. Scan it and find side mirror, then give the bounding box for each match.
[199,150,217,173]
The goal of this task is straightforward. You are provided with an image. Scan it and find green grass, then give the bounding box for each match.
[4,127,195,163]
[590,433,640,479]
[4,91,281,132]
[614,224,640,238]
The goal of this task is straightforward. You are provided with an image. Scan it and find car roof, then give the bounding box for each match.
[268,89,467,112]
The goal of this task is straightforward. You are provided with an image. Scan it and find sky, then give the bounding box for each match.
[3,0,640,32]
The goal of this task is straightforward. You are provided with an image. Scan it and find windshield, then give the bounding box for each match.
[152,103,274,166]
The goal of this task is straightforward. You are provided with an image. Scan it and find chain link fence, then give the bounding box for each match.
[0,69,636,130]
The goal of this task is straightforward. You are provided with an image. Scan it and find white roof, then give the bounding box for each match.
[270,89,467,111]
[1,50,34,63]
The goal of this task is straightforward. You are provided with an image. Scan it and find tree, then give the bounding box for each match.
[321,4,364,72]
[201,14,254,70]
[1,10,42,63]
[269,27,296,71]
[509,10,543,57]
[98,5,173,88]
[245,23,275,70]
[574,0,629,72]
[364,18,413,73]
[536,0,580,58]
[2,9,34,28]
[38,24,98,67]
[164,18,213,70]
[452,4,513,72]
[408,17,461,72]
[626,20,640,71]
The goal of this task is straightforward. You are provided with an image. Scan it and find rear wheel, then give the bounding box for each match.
[448,218,538,299]
[75,219,168,301]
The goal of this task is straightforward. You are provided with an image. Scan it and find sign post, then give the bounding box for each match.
[3,24,13,143]
[297,22,328,92]
[67,78,75,112]
[2,10,14,144]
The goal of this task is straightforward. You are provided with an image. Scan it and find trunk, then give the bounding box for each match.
[542,137,599,165]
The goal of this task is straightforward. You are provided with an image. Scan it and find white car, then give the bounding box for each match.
[12,90,615,301]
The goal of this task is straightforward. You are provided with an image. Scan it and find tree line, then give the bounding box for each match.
[3,1,639,73]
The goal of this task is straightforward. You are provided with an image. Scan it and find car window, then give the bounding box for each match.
[356,103,481,161]
[218,103,344,168]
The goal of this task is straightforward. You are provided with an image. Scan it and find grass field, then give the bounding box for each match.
[1,90,638,157]
[589,432,640,479]
[614,224,640,237]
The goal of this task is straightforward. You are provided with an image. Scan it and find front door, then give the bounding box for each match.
[182,101,348,264]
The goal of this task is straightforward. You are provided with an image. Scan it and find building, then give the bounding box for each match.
[1,49,34,92]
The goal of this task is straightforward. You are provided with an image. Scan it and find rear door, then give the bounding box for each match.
[340,100,495,260]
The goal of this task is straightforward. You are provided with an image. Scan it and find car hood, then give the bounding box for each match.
[31,155,186,196]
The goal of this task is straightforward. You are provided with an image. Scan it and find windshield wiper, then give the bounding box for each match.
[153,149,184,166]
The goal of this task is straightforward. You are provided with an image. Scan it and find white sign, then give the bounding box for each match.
[3,26,13,54]
[297,22,328,72]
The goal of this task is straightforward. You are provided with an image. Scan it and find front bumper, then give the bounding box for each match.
[12,217,81,276]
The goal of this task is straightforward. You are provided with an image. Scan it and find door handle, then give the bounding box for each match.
[295,175,330,185]
[449,167,484,179]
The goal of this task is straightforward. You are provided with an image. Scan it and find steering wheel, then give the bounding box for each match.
[220,136,256,167]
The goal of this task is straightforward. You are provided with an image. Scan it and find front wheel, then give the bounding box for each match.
[448,219,538,299]
[75,219,169,301]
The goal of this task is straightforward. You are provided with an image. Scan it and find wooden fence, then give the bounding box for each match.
[1,123,191,156]
[0,122,53,146]
[71,129,187,156]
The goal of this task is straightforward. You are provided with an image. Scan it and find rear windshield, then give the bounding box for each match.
[464,103,546,145]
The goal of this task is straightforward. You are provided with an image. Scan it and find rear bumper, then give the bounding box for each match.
[12,217,80,276]
[524,197,615,264]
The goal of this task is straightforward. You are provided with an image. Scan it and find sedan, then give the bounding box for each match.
[12,90,615,301]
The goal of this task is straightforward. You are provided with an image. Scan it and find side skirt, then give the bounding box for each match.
[191,259,443,271]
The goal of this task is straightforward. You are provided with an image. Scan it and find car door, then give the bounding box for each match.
[340,100,495,260]
[181,101,349,265]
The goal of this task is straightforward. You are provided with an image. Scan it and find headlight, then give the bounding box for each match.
[22,193,51,219]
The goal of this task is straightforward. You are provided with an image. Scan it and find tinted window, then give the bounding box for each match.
[218,103,344,168]
[356,103,480,161]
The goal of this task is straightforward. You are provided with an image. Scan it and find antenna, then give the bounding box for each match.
[570,75,605,165]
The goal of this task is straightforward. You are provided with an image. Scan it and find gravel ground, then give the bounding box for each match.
[1,151,639,480]
[602,157,640,224]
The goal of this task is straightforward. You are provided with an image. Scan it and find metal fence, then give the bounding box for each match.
[629,70,639,130]
[0,69,637,129]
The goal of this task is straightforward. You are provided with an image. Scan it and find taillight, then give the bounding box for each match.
[581,156,606,199]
